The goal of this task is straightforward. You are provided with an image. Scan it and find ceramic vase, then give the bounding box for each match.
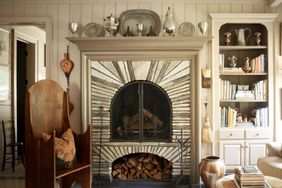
[199,156,226,188]
[163,7,176,36]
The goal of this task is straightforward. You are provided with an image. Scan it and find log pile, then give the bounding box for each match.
[127,109,164,130]
[112,153,172,181]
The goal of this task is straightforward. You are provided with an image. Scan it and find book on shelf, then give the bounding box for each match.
[221,106,237,128]
[235,122,255,128]
[250,54,266,73]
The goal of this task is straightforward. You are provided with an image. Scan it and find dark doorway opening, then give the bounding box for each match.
[110,81,172,142]
[16,40,27,146]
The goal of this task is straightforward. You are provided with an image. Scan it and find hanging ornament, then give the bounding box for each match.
[201,100,214,143]
[60,46,74,113]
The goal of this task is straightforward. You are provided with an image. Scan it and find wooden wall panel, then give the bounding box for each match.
[1,4,13,16]
[219,4,231,13]
[92,3,104,25]
[254,4,266,13]
[174,3,185,28]
[208,4,220,14]
[47,4,58,81]
[24,4,36,16]
[184,3,197,32]
[242,4,254,13]
[35,4,47,16]
[127,2,139,10]
[81,3,93,27]
[13,4,25,17]
[196,4,208,36]
[69,3,81,37]
[116,3,127,18]
[104,3,116,19]
[230,4,242,13]
[139,2,150,9]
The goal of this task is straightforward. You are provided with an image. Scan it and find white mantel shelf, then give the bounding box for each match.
[66,36,211,52]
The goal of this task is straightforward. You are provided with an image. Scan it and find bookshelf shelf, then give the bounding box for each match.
[219,46,267,50]
[210,13,276,171]
[220,72,267,76]
[220,99,267,103]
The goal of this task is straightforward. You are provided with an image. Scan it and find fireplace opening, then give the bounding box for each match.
[112,153,172,181]
[110,80,172,142]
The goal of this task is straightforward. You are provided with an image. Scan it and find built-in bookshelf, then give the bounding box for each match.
[218,22,269,129]
[210,13,277,170]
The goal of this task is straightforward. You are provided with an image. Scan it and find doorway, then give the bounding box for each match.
[16,41,27,144]
[12,27,46,145]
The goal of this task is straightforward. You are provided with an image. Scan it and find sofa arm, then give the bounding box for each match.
[266,142,282,157]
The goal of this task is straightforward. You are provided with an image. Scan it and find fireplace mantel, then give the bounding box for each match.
[66,36,211,52]
[67,36,210,184]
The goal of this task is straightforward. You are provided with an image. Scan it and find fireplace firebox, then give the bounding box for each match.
[111,81,172,142]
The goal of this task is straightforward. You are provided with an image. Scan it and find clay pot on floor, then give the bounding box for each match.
[199,156,226,188]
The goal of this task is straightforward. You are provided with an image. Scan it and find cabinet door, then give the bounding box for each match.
[220,140,244,169]
[245,140,267,166]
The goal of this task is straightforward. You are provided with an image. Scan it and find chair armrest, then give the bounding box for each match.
[266,142,282,157]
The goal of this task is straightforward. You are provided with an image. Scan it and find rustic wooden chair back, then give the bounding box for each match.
[25,79,91,188]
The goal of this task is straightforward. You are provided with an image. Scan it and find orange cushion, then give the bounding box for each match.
[42,128,76,169]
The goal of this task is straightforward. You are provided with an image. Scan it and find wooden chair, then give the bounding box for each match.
[25,79,91,188]
[2,119,25,172]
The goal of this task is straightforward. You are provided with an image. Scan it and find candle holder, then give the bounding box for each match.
[136,23,144,36]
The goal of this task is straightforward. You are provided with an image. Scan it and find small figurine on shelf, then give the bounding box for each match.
[227,55,238,67]
[224,32,232,45]
[243,57,252,73]
[254,32,262,46]
[104,14,119,36]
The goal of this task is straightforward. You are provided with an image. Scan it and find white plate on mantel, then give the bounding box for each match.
[84,22,105,37]
[118,9,161,36]
[178,22,195,37]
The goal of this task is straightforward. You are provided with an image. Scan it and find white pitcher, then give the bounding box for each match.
[234,28,251,46]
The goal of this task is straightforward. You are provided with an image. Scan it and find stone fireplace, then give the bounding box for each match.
[68,37,209,184]
[90,59,191,181]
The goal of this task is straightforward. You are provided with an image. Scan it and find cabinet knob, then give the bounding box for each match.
[241,145,244,149]
[256,133,259,136]
[245,146,248,148]
[229,133,233,136]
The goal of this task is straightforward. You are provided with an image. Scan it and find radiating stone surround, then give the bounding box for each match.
[90,60,191,178]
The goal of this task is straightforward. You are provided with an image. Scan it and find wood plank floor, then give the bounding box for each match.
[0,164,204,188]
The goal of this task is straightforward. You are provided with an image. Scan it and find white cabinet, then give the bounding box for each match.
[219,128,268,171]
[210,13,277,170]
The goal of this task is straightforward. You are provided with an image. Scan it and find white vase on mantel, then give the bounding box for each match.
[163,7,176,36]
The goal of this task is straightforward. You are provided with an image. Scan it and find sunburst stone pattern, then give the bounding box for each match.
[90,60,191,178]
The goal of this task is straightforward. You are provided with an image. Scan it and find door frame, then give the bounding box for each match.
[0,17,52,141]
[13,30,37,142]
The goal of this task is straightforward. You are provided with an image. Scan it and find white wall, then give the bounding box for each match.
[0,0,278,157]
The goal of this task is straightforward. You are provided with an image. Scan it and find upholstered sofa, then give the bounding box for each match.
[257,142,282,179]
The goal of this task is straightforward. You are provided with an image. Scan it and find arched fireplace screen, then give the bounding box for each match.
[111,80,172,141]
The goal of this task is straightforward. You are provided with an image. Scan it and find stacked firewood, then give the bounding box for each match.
[112,153,172,181]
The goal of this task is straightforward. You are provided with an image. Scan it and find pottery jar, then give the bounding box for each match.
[199,156,226,188]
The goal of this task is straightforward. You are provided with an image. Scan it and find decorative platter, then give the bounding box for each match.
[84,22,105,37]
[178,22,195,37]
[118,9,161,36]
